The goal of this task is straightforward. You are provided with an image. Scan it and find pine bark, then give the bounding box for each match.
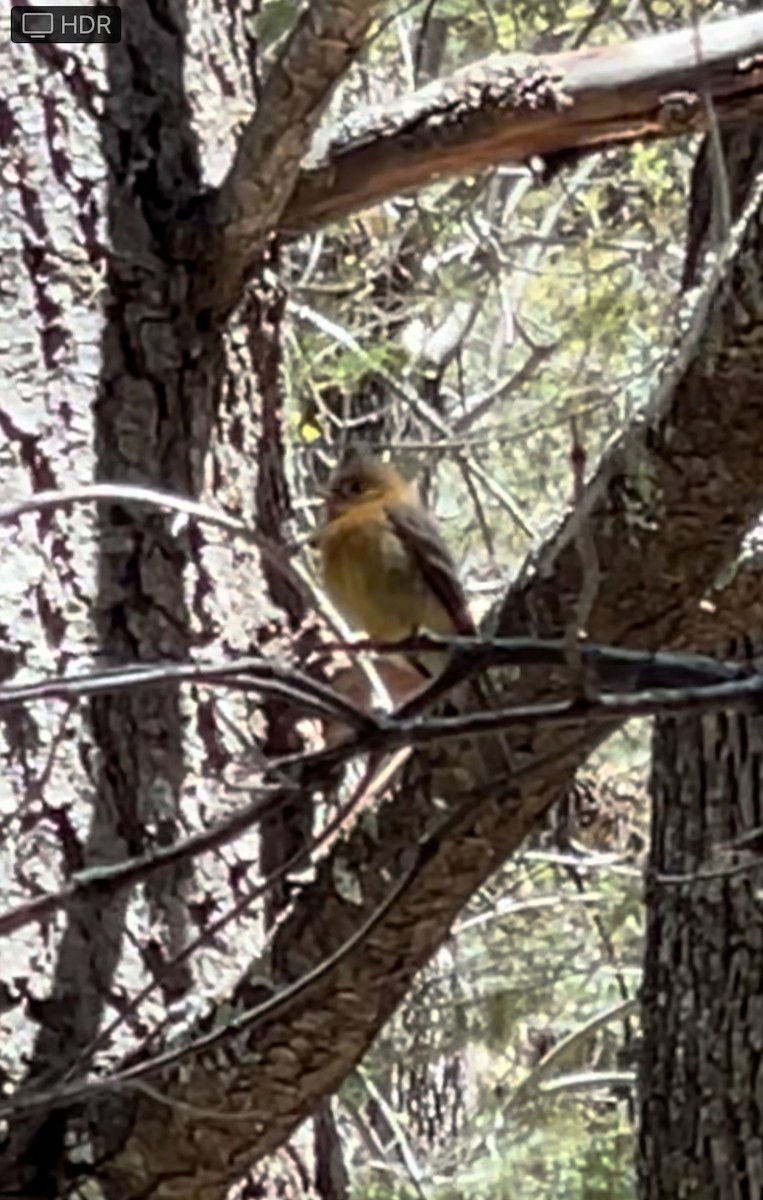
[639,681,763,1198]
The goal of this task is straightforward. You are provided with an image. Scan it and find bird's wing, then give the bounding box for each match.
[384,500,475,636]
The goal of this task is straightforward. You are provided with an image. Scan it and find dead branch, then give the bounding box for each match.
[282,11,763,235]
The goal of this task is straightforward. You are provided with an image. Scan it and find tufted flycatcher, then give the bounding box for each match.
[318,451,475,658]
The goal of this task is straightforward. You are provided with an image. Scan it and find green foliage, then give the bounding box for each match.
[250,0,300,59]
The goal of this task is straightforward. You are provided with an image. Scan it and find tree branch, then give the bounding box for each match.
[198,0,385,318]
[281,11,763,235]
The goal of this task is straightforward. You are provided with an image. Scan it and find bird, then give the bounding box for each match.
[317,450,475,658]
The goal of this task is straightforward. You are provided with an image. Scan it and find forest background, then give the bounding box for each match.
[2,0,763,1196]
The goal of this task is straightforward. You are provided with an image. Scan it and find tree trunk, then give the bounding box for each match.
[638,670,763,1198]
[638,117,763,1198]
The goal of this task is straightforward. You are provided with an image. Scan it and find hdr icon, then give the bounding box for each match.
[11,6,121,42]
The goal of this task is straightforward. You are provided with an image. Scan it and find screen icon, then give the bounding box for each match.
[21,9,53,35]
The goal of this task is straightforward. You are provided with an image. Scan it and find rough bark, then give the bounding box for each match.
[637,112,763,1200]
[0,0,381,1193]
[1,2,208,1190]
[246,254,348,1198]
[638,676,763,1198]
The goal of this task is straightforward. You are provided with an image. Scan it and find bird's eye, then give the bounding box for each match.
[346,479,362,495]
